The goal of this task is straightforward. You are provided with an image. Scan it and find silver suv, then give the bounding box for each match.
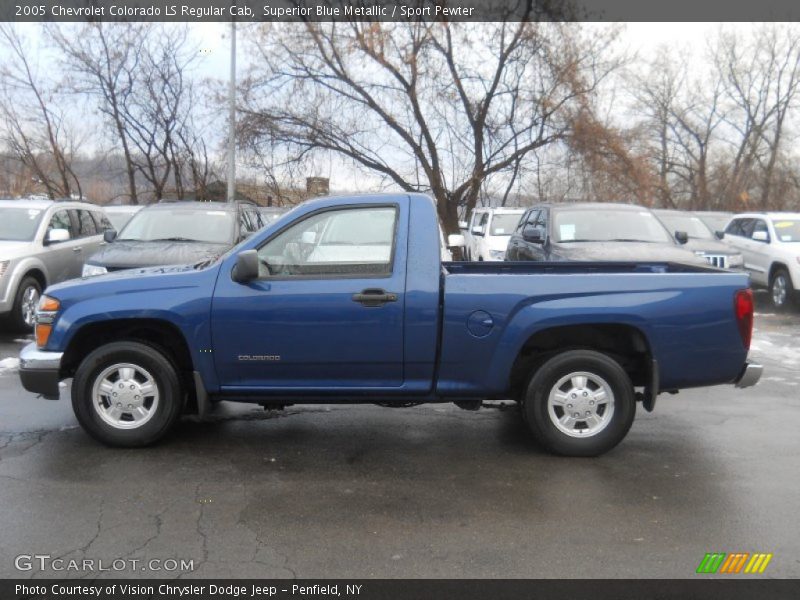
[0,199,111,330]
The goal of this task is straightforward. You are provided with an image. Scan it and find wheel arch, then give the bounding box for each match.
[508,322,654,400]
[61,318,195,382]
[769,261,792,284]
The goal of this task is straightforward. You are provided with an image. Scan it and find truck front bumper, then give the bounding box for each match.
[734,362,763,388]
[19,342,63,400]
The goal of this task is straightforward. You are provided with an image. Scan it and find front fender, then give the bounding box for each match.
[44,268,220,391]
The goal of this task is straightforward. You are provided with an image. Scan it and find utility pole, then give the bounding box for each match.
[226,20,236,203]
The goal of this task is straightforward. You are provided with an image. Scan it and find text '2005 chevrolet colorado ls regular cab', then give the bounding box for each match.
[18,194,762,456]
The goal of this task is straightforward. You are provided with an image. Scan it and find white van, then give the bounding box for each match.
[465,207,525,261]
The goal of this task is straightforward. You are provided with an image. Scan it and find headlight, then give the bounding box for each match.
[82,264,107,277]
[728,254,744,268]
[35,295,60,348]
[489,250,505,260]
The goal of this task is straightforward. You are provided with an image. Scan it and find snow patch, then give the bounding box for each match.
[0,357,20,374]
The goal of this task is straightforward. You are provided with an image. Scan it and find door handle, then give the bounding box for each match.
[72,247,82,253]
[352,288,398,307]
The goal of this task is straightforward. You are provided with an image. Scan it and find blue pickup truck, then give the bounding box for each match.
[19,194,762,456]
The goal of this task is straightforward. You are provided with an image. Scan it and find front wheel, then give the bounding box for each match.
[10,276,41,332]
[769,268,795,311]
[522,350,636,456]
[71,341,184,447]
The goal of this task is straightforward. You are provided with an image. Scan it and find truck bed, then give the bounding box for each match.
[437,261,750,396]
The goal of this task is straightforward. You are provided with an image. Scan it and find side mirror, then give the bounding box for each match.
[675,230,689,244]
[103,229,117,243]
[301,231,317,244]
[471,225,485,236]
[45,228,70,245]
[522,226,544,244]
[232,249,260,283]
[752,230,769,243]
[715,230,725,240]
[447,234,465,248]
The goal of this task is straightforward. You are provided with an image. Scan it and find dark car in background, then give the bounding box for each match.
[81,201,265,276]
[505,203,707,265]
[653,209,744,270]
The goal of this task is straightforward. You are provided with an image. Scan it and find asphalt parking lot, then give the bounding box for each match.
[0,294,798,579]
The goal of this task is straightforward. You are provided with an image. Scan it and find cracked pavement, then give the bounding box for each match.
[0,293,799,579]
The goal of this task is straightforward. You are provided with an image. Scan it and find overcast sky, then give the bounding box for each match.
[6,21,765,193]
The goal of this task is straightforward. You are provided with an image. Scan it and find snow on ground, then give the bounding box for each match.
[0,357,20,375]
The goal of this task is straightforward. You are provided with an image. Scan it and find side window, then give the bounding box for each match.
[469,210,481,229]
[535,209,548,233]
[515,211,529,233]
[92,211,113,232]
[752,219,769,239]
[258,206,397,278]
[47,210,74,239]
[70,209,98,238]
[249,209,264,230]
[726,218,752,238]
[239,209,255,234]
[250,209,265,231]
[725,219,742,236]
[525,210,541,227]
[479,213,489,228]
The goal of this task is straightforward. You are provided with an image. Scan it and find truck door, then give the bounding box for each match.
[211,201,408,390]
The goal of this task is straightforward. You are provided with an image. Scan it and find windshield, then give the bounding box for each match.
[106,211,136,231]
[772,219,800,242]
[657,214,714,240]
[697,214,731,232]
[490,213,523,236]
[118,208,235,244]
[553,209,673,244]
[0,207,45,241]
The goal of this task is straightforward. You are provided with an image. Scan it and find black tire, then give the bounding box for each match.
[769,268,795,311]
[522,350,636,457]
[10,276,42,332]
[71,341,184,447]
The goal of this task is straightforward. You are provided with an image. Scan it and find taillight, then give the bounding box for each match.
[734,288,754,350]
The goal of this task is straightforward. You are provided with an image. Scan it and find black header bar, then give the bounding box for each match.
[3,0,800,22]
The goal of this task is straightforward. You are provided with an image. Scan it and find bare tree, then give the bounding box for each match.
[715,24,800,210]
[239,21,619,232]
[52,23,148,204]
[0,25,82,199]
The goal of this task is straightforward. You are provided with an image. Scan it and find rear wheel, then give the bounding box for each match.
[71,341,184,447]
[522,350,636,456]
[769,268,794,311]
[10,276,41,332]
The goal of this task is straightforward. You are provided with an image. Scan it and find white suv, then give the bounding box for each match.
[723,212,800,310]
[465,207,525,261]
[0,199,111,330]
